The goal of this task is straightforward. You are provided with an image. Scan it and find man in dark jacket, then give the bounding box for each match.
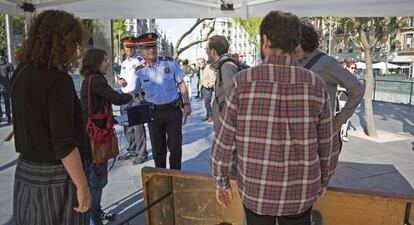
[0,49,14,123]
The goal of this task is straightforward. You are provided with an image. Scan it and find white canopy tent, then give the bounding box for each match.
[0,0,414,19]
[355,62,366,70]
[373,62,401,69]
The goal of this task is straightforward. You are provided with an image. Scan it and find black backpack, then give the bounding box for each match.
[215,58,241,112]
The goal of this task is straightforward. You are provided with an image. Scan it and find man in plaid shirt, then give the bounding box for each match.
[211,11,340,225]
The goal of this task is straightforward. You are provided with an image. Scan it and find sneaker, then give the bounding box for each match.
[133,157,148,165]
[118,152,138,160]
[202,117,209,122]
[207,117,214,122]
[100,212,116,221]
[342,136,349,142]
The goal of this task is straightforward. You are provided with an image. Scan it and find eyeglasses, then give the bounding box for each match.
[350,67,356,69]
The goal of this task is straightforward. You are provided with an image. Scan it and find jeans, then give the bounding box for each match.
[89,162,108,225]
[244,206,312,225]
[201,87,213,118]
[0,89,11,118]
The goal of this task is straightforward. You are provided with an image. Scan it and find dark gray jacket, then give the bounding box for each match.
[300,49,365,124]
[211,53,240,131]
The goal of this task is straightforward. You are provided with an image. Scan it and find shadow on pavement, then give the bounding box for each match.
[331,161,414,195]
[105,189,146,225]
[355,100,414,150]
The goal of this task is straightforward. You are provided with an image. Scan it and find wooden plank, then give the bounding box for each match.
[142,169,175,225]
[142,167,414,225]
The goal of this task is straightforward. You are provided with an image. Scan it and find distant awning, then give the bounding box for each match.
[373,62,400,69]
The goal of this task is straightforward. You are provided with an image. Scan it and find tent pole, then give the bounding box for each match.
[5,14,14,64]
[328,16,332,56]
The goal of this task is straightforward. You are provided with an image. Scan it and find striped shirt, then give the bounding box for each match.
[211,55,340,216]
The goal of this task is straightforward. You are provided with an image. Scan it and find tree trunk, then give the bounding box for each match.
[363,47,378,137]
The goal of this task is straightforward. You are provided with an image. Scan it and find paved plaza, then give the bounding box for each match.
[0,99,413,224]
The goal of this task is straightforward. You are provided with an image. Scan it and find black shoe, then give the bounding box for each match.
[133,157,148,165]
[202,117,209,121]
[118,152,138,160]
[100,212,116,221]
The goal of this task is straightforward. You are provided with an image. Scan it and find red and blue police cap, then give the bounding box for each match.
[121,36,138,47]
[137,32,159,47]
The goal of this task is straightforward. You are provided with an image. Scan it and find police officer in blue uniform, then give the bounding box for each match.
[117,36,148,164]
[135,32,191,170]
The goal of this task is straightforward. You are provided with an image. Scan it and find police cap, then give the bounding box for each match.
[121,36,138,47]
[137,32,159,47]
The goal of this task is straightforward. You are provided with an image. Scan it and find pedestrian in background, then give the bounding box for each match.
[0,49,13,123]
[181,59,195,99]
[80,48,133,225]
[11,10,91,225]
[212,11,339,225]
[197,58,215,122]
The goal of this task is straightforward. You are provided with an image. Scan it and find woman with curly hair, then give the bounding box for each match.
[11,10,91,225]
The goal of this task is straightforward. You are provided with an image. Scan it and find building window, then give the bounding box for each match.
[405,33,413,50]
[405,17,414,28]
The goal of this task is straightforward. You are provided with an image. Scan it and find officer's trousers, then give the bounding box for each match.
[120,101,147,159]
[148,106,182,170]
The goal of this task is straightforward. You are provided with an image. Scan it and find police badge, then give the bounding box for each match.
[164,67,170,73]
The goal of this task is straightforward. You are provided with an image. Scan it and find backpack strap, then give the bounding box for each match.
[304,52,325,70]
[217,58,241,88]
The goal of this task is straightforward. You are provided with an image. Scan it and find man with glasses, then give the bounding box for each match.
[133,32,191,170]
[294,21,364,149]
[117,36,148,164]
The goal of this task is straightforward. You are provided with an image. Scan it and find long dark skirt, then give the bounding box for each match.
[13,156,89,225]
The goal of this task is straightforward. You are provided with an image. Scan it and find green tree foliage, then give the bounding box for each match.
[232,17,262,48]
[0,14,24,52]
[112,19,127,61]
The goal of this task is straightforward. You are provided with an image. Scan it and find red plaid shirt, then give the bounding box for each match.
[211,55,339,216]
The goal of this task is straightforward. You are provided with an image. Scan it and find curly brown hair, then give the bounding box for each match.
[259,11,300,53]
[16,10,90,71]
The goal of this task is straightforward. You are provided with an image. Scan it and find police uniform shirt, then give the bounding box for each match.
[135,57,183,105]
[120,53,146,93]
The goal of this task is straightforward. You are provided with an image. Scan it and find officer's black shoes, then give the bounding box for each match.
[133,157,148,165]
[100,212,116,221]
[118,152,138,160]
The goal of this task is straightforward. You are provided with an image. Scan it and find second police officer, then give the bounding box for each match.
[118,36,149,164]
[135,32,191,170]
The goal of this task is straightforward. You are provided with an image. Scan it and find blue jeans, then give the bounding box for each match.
[89,162,108,225]
[201,87,213,118]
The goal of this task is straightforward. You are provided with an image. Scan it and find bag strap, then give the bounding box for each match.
[304,52,325,70]
[217,58,241,88]
[10,64,29,96]
[87,75,110,121]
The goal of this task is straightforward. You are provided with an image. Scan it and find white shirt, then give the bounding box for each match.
[119,54,145,93]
